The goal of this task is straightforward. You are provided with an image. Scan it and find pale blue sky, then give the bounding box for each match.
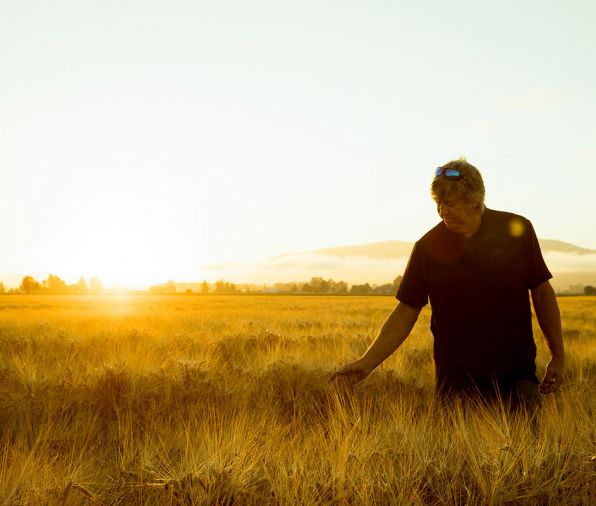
[1,0,595,287]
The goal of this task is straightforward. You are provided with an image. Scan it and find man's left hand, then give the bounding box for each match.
[540,357,564,394]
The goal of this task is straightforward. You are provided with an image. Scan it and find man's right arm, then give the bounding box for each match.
[331,302,422,382]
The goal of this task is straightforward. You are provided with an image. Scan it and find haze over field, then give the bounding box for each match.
[209,238,596,292]
[1,1,595,289]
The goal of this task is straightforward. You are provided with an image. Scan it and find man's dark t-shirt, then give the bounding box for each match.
[396,208,552,391]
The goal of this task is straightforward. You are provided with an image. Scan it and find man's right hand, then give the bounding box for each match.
[329,303,420,385]
[330,358,373,383]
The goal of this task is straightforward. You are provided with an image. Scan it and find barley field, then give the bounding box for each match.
[0,294,594,505]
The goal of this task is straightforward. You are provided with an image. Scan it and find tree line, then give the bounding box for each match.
[1,275,105,294]
[267,276,403,295]
[6,275,594,296]
[148,276,403,295]
[1,275,401,295]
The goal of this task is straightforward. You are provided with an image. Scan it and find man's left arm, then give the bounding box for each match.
[531,280,564,394]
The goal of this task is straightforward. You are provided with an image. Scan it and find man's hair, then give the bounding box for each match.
[431,157,485,206]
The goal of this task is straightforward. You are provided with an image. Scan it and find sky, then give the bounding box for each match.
[1,0,595,288]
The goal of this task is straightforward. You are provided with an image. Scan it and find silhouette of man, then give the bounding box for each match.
[332,159,564,409]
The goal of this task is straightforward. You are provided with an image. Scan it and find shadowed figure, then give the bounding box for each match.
[332,158,564,414]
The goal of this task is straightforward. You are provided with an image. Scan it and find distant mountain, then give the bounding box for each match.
[292,239,595,259]
[314,241,414,259]
[538,240,596,255]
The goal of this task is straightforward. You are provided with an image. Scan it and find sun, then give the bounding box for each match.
[29,168,207,289]
[72,230,172,288]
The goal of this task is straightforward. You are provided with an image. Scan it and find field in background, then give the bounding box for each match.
[0,294,594,505]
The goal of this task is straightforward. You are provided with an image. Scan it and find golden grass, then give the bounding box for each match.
[0,294,594,505]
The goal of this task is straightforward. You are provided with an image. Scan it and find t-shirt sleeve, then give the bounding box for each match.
[396,241,430,307]
[523,219,552,289]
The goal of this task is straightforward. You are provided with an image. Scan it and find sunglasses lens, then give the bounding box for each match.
[435,167,461,179]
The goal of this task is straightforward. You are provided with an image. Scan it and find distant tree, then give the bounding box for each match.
[150,281,177,294]
[20,276,41,294]
[201,280,210,294]
[302,277,336,293]
[214,280,238,293]
[372,283,394,295]
[0,282,4,294]
[350,283,373,294]
[333,281,348,294]
[585,285,596,295]
[392,275,403,294]
[185,288,194,295]
[89,277,104,294]
[76,276,88,294]
[44,274,68,293]
[302,277,321,293]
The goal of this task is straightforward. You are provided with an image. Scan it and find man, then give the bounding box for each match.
[333,159,564,408]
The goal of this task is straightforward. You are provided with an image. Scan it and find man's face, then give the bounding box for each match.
[436,194,483,238]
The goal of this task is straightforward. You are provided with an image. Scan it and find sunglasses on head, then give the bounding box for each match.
[435,167,463,180]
